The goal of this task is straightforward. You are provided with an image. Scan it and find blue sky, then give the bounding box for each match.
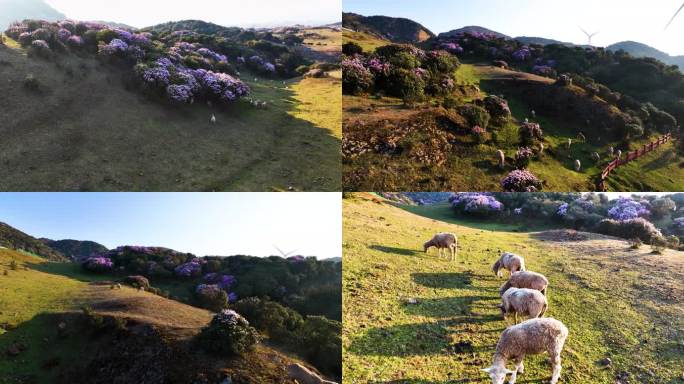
[42,0,340,28]
[0,193,341,258]
[344,0,684,55]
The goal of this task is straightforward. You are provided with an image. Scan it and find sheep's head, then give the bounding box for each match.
[492,260,502,277]
[481,366,514,384]
[423,241,431,252]
[496,303,506,316]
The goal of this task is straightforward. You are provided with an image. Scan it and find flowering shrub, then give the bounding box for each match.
[557,202,569,216]
[501,170,543,192]
[342,57,373,95]
[674,217,684,229]
[57,28,71,41]
[458,105,490,129]
[607,197,650,221]
[30,40,51,57]
[596,218,662,242]
[248,55,275,74]
[450,193,503,216]
[439,42,464,54]
[195,283,229,311]
[483,95,511,125]
[532,65,555,77]
[512,47,531,61]
[366,57,391,76]
[98,38,128,55]
[519,122,543,145]
[174,260,202,278]
[123,275,150,289]
[196,309,260,355]
[82,257,113,273]
[514,147,534,169]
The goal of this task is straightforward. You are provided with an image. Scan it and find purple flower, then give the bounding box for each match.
[501,170,543,192]
[98,38,129,56]
[287,255,306,263]
[557,203,569,216]
[57,28,71,41]
[227,292,238,303]
[236,56,245,65]
[608,197,651,221]
[512,47,531,61]
[82,257,113,272]
[440,42,464,54]
[450,193,503,215]
[142,66,171,87]
[366,57,391,76]
[166,84,194,103]
[674,217,684,228]
[67,35,83,46]
[174,260,202,277]
[532,65,554,76]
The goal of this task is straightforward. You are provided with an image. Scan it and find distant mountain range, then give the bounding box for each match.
[607,41,684,69]
[342,12,434,44]
[0,0,65,30]
[439,26,509,39]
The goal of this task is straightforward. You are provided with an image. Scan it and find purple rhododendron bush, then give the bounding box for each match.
[443,192,684,247]
[3,19,304,107]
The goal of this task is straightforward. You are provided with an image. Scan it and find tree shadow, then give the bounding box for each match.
[412,272,474,289]
[25,261,113,284]
[369,245,419,256]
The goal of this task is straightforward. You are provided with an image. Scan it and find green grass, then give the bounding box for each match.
[0,42,340,191]
[343,196,684,383]
[343,30,390,53]
[0,250,91,383]
[289,70,342,139]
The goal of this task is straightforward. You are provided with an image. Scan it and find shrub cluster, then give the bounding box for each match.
[196,309,260,355]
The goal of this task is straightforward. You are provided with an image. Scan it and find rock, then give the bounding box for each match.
[600,357,612,366]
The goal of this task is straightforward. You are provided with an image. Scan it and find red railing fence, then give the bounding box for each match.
[598,133,672,191]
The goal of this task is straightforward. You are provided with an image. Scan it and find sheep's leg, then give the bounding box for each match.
[508,357,524,384]
[550,355,561,384]
[514,312,518,324]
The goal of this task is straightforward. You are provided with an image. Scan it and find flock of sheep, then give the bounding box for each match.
[423,233,568,384]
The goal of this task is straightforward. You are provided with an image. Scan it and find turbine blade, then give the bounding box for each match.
[273,244,285,256]
[579,26,589,36]
[665,2,684,30]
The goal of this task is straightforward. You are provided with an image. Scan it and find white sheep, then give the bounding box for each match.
[499,287,548,324]
[574,159,581,172]
[499,271,548,297]
[566,138,572,149]
[531,110,536,119]
[591,152,600,162]
[492,252,526,278]
[482,318,568,384]
[210,114,216,124]
[616,149,622,160]
[577,132,586,142]
[608,146,614,157]
[538,143,544,156]
[496,150,505,169]
[423,233,458,261]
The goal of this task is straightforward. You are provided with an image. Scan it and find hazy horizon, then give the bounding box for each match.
[0,193,342,259]
[2,0,341,29]
[344,0,684,56]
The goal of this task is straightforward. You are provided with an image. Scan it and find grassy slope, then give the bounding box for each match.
[0,39,340,191]
[342,61,684,192]
[0,249,318,383]
[342,196,684,383]
[343,30,389,53]
[289,70,342,139]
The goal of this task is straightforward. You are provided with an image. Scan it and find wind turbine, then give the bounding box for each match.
[579,26,599,45]
[665,1,684,30]
[273,244,298,258]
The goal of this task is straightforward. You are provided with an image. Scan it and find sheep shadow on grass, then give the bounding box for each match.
[400,296,498,319]
[369,245,419,256]
[412,272,474,289]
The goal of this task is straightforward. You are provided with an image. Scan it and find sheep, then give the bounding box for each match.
[538,143,544,155]
[287,363,338,384]
[574,159,581,172]
[499,287,548,324]
[591,152,600,162]
[207,100,213,107]
[577,132,586,142]
[210,114,216,124]
[493,252,526,278]
[423,233,458,261]
[616,149,622,160]
[608,146,614,157]
[496,150,505,169]
[499,271,548,297]
[481,318,568,384]
[531,110,536,119]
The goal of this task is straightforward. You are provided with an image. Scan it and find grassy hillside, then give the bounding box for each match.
[0,249,323,383]
[0,222,67,261]
[343,62,684,191]
[342,195,684,383]
[0,37,340,191]
[343,30,389,53]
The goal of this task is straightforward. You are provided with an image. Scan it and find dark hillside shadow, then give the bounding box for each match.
[0,47,341,191]
[25,261,113,283]
[369,245,418,256]
[412,272,474,289]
